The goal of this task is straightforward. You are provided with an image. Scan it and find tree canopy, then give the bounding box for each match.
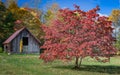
[40,5,116,68]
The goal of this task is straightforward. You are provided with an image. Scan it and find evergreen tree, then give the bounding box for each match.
[0,1,15,47]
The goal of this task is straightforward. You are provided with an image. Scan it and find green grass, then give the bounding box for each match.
[0,53,120,75]
[0,47,3,53]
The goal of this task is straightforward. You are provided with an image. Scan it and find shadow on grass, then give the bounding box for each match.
[53,65,120,74]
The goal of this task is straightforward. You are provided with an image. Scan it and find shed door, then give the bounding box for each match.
[23,37,28,45]
[22,37,28,53]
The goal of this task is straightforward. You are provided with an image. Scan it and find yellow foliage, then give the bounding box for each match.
[117,51,120,55]
[108,16,112,21]
[74,11,80,17]
[31,11,37,17]
[109,9,120,22]
[20,8,26,11]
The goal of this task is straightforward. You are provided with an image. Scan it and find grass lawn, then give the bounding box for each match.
[0,53,120,75]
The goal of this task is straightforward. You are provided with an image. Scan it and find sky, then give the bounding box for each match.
[4,0,120,16]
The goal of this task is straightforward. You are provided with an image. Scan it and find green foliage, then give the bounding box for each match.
[115,35,120,55]
[44,10,53,21]
[115,37,120,50]
[0,2,6,11]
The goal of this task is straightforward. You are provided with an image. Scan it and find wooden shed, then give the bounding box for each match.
[3,27,40,54]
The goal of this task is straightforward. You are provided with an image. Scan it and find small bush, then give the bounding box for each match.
[0,47,3,53]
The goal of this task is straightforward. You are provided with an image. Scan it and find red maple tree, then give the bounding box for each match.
[40,5,116,68]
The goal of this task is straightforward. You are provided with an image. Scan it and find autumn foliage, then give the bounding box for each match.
[40,5,116,68]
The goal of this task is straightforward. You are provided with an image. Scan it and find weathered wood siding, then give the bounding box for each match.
[11,29,40,53]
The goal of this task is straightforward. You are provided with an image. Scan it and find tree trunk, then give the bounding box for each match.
[74,57,79,69]
[79,57,83,67]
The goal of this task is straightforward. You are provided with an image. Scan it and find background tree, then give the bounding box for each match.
[8,1,43,40]
[109,9,120,38]
[0,1,15,47]
[109,10,120,55]
[44,3,60,25]
[40,5,116,69]
[115,34,120,55]
[4,0,18,8]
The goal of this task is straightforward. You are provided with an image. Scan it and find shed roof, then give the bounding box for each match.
[3,27,40,44]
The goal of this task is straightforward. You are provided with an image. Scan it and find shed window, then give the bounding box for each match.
[23,37,28,46]
[6,45,8,49]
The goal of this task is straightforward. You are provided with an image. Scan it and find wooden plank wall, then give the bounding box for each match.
[11,29,40,53]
